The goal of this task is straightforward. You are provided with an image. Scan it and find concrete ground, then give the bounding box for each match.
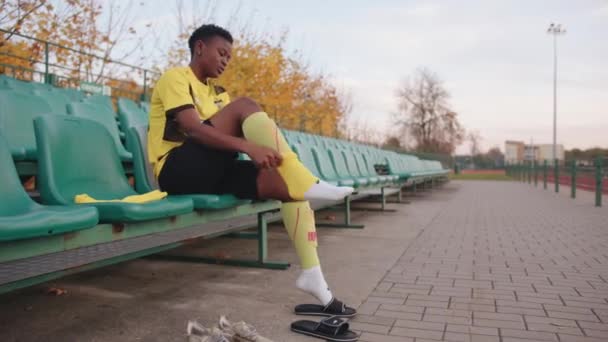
[0,181,606,342]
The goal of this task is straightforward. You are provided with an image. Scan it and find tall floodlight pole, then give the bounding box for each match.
[547,23,566,165]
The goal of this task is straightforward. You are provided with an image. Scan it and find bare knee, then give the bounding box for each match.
[232,97,262,117]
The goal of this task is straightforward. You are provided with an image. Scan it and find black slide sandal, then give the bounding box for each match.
[294,297,357,318]
[291,316,359,342]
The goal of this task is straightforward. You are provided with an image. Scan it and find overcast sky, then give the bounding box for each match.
[128,0,608,153]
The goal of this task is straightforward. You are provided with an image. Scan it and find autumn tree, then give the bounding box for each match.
[467,130,482,157]
[394,67,465,154]
[2,0,352,125]
[0,1,49,78]
[1,0,151,97]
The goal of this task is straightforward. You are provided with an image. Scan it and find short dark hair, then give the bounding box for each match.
[188,24,233,55]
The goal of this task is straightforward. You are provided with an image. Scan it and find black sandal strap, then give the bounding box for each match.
[324,297,346,314]
[316,316,350,336]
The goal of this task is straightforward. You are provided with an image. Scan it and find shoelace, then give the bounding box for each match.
[219,316,258,340]
[232,321,258,339]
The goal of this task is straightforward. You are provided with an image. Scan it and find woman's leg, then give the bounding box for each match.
[209,98,349,305]
[210,97,353,201]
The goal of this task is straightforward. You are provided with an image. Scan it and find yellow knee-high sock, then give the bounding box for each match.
[242,112,318,200]
[281,201,320,269]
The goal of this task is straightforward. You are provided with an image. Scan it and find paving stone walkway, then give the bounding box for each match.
[353,181,608,342]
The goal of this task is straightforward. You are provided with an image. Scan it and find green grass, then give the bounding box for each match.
[449,173,514,181]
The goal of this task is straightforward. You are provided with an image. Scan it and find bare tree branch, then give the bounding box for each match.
[393,67,465,154]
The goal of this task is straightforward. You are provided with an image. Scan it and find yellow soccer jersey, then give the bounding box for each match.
[147,66,230,177]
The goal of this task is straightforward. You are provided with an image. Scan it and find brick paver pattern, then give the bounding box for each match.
[354,181,608,342]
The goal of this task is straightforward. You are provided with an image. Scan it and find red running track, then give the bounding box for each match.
[545,174,608,194]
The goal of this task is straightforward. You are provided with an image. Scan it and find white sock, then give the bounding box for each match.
[303,180,354,201]
[296,265,333,305]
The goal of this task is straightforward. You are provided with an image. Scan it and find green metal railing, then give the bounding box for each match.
[506,158,606,207]
[0,28,159,101]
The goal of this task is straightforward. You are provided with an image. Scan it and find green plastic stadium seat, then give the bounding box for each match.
[30,82,53,92]
[140,101,150,113]
[0,76,32,92]
[117,97,149,129]
[0,90,54,160]
[84,94,114,112]
[34,116,193,222]
[385,153,412,181]
[67,101,132,161]
[362,153,396,182]
[328,148,368,187]
[0,133,98,241]
[52,87,84,101]
[291,143,331,183]
[353,152,383,184]
[311,147,355,187]
[341,149,379,185]
[125,125,250,210]
[33,89,70,115]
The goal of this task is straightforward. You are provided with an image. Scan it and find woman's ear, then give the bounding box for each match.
[197,40,204,56]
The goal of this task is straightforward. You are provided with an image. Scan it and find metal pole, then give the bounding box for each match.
[570,160,576,199]
[257,213,268,262]
[596,157,603,207]
[543,160,548,189]
[44,41,49,84]
[142,70,148,101]
[547,23,565,165]
[534,160,538,187]
[553,33,557,165]
[555,158,559,193]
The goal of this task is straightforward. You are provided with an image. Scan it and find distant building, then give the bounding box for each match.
[505,141,525,164]
[505,141,564,164]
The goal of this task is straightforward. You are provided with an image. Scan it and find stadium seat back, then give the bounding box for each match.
[117,97,149,129]
[327,147,351,179]
[311,146,339,180]
[341,149,364,177]
[52,87,84,101]
[140,101,150,113]
[0,131,99,241]
[354,153,373,177]
[34,89,70,115]
[67,101,132,160]
[0,90,53,159]
[0,76,31,92]
[124,125,159,193]
[0,134,34,215]
[35,116,134,204]
[84,94,114,112]
[35,116,193,221]
[292,143,322,178]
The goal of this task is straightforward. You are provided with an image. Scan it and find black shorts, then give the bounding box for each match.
[158,135,259,200]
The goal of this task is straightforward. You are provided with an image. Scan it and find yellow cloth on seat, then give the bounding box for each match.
[74,190,168,204]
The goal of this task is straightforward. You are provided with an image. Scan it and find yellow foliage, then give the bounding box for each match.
[0,35,36,80]
[215,38,345,136]
[1,0,351,134]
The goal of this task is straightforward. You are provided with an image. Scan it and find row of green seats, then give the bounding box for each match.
[0,113,264,242]
[283,130,449,184]
[1,74,445,184]
[0,75,152,163]
[0,74,84,101]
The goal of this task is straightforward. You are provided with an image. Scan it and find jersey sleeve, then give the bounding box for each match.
[157,69,194,113]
